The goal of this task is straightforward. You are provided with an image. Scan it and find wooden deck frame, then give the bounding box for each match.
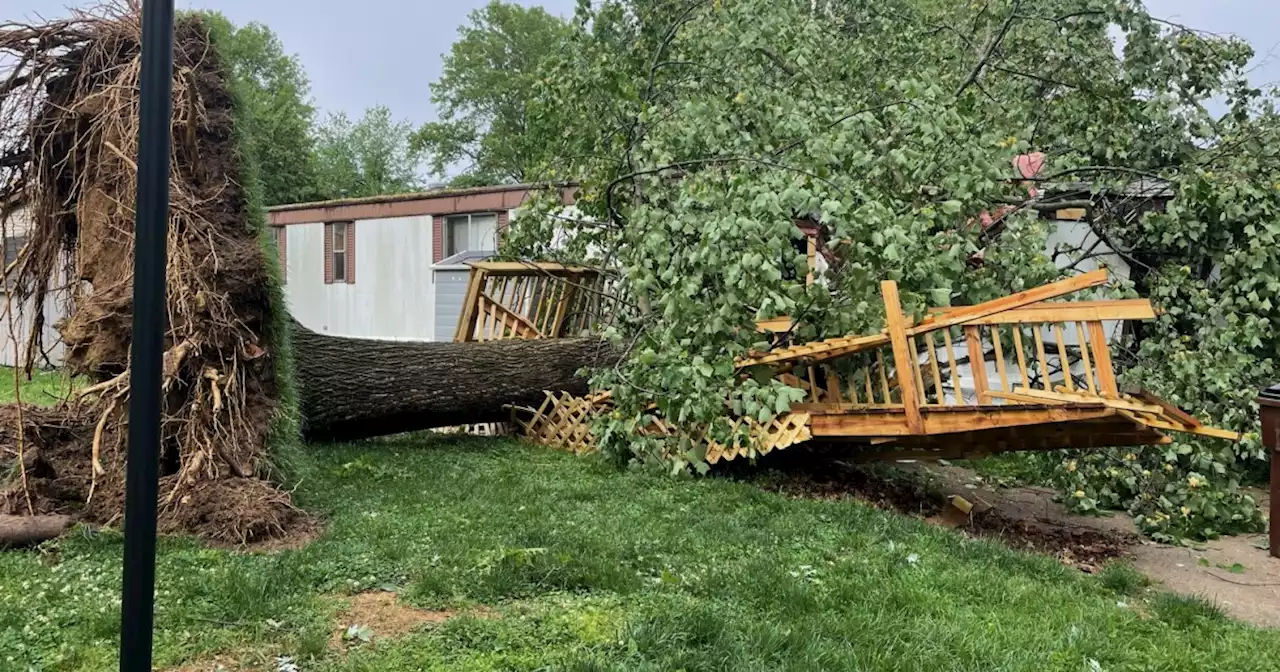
[504,268,1235,465]
[455,262,607,342]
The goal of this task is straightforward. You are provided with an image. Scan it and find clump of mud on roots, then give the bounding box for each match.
[0,3,300,544]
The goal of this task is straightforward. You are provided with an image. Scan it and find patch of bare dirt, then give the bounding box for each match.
[330,591,456,650]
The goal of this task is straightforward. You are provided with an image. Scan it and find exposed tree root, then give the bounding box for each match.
[0,4,299,544]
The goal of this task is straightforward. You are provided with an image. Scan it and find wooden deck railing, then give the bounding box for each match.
[743,270,1160,429]
[454,262,610,342]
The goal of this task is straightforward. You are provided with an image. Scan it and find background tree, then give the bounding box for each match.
[313,106,424,200]
[500,0,1277,539]
[411,0,572,185]
[202,12,320,206]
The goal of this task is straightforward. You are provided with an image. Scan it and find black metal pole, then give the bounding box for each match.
[119,0,174,670]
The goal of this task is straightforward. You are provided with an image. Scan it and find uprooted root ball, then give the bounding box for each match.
[0,5,299,544]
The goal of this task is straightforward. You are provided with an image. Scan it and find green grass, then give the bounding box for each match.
[0,366,81,406]
[1098,561,1150,597]
[2,437,1279,671]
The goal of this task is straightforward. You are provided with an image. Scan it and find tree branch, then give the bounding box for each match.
[955,0,1023,98]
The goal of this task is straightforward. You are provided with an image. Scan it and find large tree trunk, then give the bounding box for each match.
[293,322,617,441]
[0,515,72,547]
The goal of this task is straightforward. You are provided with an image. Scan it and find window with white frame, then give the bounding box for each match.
[331,222,348,282]
[445,213,498,257]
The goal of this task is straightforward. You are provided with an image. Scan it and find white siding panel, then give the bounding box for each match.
[433,267,472,341]
[284,215,435,340]
[0,289,67,368]
[0,207,68,367]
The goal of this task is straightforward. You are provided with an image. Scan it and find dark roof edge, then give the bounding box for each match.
[266,181,578,213]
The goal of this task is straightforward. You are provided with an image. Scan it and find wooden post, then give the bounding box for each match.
[965,326,989,404]
[881,281,923,433]
[454,267,488,342]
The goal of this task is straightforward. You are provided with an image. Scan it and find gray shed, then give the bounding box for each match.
[433,250,495,341]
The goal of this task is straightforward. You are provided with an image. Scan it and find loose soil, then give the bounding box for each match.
[329,591,456,651]
[747,454,1280,627]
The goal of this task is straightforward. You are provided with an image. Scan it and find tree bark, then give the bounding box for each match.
[292,321,617,442]
[0,514,72,547]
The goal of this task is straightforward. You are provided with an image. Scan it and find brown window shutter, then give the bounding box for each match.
[496,211,509,252]
[323,222,333,284]
[346,221,356,284]
[432,215,444,263]
[277,226,287,284]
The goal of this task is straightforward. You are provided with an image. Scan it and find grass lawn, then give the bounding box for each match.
[2,437,1279,671]
[0,366,82,406]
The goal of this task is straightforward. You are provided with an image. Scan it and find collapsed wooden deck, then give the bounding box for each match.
[454,264,1237,463]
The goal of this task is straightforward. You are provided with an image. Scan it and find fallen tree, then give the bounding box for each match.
[294,322,615,441]
[0,514,72,548]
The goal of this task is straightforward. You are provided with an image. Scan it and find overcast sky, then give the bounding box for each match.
[2,1,1278,131]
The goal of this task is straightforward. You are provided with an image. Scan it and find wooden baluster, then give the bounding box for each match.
[1053,323,1074,392]
[909,337,927,406]
[535,279,556,336]
[497,277,515,338]
[510,276,529,327]
[474,296,488,341]
[1033,327,1051,391]
[485,295,500,341]
[965,325,990,404]
[924,332,945,404]
[1012,326,1030,388]
[991,324,1010,398]
[527,276,543,331]
[864,365,876,405]
[943,328,963,404]
[807,366,821,402]
[1074,321,1097,395]
[877,350,892,403]
[826,367,843,404]
[881,281,923,433]
[1087,321,1119,397]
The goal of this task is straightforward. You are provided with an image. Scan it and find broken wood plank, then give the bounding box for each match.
[908,269,1108,336]
[882,280,924,434]
[926,298,1156,325]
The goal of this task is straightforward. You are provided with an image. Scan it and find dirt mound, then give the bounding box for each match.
[0,7,296,543]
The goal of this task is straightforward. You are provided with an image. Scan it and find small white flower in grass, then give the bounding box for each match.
[1087,658,1103,672]
[905,553,919,565]
[274,656,301,672]
[1116,601,1128,609]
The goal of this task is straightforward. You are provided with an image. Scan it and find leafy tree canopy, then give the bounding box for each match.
[202,11,320,206]
[314,106,425,200]
[500,0,1278,539]
[411,0,572,185]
